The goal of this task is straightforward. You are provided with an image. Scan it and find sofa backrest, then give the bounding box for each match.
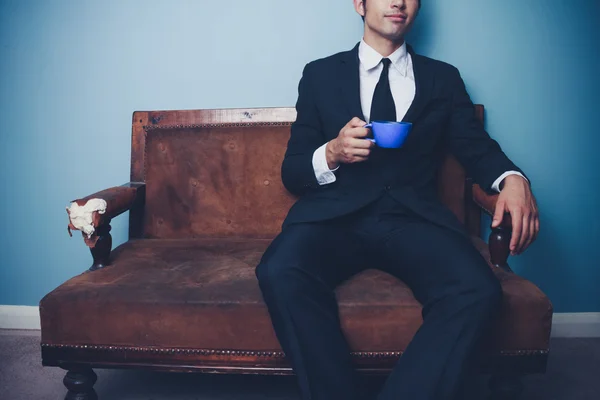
[130,106,483,239]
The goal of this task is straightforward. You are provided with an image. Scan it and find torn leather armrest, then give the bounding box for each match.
[66,182,145,243]
[472,183,513,270]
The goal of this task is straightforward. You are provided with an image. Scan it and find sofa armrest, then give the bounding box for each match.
[472,183,513,271]
[67,182,145,248]
[66,182,145,271]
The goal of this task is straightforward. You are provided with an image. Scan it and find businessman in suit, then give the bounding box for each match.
[256,1,539,399]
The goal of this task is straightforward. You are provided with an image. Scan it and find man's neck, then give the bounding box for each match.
[363,31,404,57]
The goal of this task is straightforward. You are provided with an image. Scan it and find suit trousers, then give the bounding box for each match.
[255,193,503,400]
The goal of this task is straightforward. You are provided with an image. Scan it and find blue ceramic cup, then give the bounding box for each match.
[364,121,412,148]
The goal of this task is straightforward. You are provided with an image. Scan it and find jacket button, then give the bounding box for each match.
[385,185,392,191]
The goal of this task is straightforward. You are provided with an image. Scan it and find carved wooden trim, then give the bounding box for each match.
[41,343,548,357]
[131,112,148,183]
[143,121,293,131]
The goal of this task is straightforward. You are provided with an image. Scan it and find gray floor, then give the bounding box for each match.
[1,330,598,400]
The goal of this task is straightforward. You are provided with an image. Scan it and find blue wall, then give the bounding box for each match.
[1,0,598,312]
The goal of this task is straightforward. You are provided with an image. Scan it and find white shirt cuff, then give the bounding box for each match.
[312,143,339,185]
[492,171,528,192]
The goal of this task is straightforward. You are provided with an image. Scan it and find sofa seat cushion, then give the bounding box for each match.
[40,238,551,354]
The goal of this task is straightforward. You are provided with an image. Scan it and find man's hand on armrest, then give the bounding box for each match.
[491,175,539,256]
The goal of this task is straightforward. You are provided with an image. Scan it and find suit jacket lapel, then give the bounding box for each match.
[339,43,366,121]
[402,44,435,123]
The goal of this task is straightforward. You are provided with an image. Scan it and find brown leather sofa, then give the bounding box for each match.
[40,106,552,400]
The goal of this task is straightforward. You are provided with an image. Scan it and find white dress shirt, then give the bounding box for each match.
[311,39,525,192]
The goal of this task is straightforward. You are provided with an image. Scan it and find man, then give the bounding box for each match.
[255,1,540,399]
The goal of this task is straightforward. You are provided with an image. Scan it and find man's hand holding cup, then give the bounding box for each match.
[325,117,375,170]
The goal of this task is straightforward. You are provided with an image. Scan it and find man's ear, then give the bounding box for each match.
[354,0,366,19]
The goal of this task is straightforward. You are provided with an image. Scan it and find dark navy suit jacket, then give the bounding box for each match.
[281,43,526,236]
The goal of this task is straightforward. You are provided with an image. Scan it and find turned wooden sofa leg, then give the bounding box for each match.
[489,374,524,400]
[62,367,98,400]
[89,223,112,271]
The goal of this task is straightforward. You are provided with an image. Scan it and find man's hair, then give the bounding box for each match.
[361,0,421,21]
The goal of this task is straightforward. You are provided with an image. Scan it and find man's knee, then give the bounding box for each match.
[255,248,301,291]
[255,260,268,286]
[255,259,279,292]
[255,229,288,288]
[255,259,306,303]
[255,224,320,296]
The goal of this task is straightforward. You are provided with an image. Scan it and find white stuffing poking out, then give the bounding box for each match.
[66,199,107,238]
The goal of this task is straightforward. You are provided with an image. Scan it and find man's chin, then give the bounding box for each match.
[367,26,407,43]
[382,31,407,43]
[381,25,409,39]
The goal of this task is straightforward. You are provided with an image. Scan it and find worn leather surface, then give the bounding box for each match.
[40,237,551,353]
[144,125,296,239]
[142,125,473,239]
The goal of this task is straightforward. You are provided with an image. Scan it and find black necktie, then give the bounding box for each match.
[369,58,396,122]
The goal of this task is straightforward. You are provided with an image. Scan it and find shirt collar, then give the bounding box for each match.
[358,39,409,77]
